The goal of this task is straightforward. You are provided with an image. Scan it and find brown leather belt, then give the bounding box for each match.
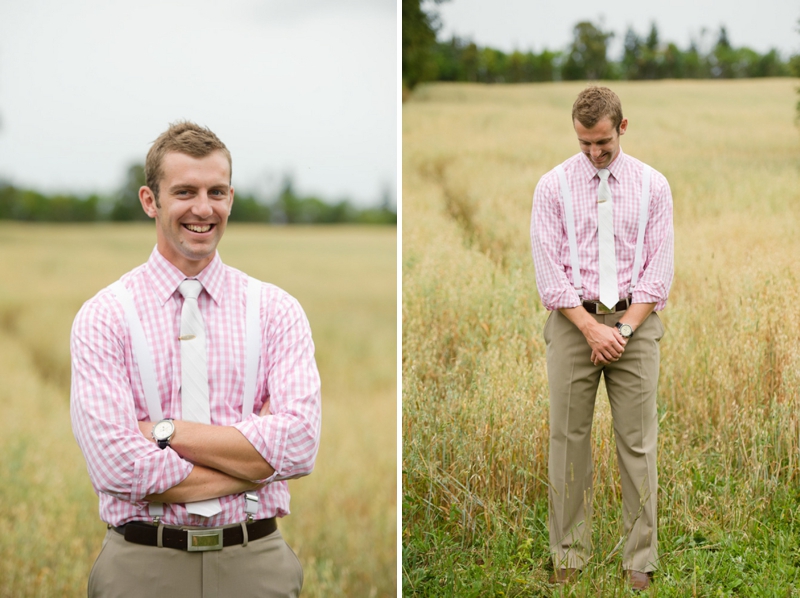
[582,298,630,314]
[113,518,276,551]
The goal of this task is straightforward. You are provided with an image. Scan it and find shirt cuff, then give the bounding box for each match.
[232,415,283,484]
[130,446,194,502]
[631,287,666,306]
[543,286,583,311]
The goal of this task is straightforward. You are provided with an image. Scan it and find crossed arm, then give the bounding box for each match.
[138,402,274,504]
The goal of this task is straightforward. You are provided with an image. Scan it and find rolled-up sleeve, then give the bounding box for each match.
[631,173,674,310]
[531,172,583,311]
[232,290,321,482]
[70,296,193,504]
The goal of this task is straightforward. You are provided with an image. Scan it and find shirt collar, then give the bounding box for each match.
[145,246,226,306]
[578,147,627,182]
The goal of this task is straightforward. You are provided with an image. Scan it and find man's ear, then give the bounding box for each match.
[139,186,158,219]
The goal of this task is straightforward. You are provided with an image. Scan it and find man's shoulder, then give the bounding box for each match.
[535,154,585,198]
[72,264,148,336]
[225,265,305,316]
[621,153,669,187]
[541,153,584,178]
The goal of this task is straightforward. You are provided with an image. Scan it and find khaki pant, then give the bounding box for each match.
[544,309,664,572]
[88,525,303,598]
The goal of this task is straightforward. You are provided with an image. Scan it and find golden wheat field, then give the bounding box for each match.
[403,79,800,595]
[0,223,396,597]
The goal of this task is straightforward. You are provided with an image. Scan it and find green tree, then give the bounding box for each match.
[794,20,800,123]
[662,43,686,79]
[621,27,642,79]
[402,0,449,92]
[562,21,614,80]
[111,164,149,221]
[229,191,271,222]
[640,23,662,79]
[683,39,707,78]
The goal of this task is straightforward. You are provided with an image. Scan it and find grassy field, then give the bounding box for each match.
[0,223,396,597]
[402,79,800,596]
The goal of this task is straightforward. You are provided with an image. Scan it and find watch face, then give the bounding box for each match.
[153,420,174,440]
[619,324,633,337]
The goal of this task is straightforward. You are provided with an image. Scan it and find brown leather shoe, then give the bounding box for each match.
[624,570,652,591]
[548,568,580,584]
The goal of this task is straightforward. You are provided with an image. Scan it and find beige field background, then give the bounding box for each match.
[0,224,396,597]
[403,79,800,594]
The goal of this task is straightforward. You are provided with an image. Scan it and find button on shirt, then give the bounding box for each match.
[531,149,674,311]
[70,248,322,527]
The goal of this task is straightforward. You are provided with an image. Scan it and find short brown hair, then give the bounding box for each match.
[145,121,232,201]
[571,86,623,132]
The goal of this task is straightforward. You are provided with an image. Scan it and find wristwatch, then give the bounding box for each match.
[615,322,634,339]
[151,419,175,450]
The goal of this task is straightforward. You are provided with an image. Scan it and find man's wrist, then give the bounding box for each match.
[151,419,176,449]
[615,321,634,339]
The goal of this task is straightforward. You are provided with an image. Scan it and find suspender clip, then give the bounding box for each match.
[245,492,259,523]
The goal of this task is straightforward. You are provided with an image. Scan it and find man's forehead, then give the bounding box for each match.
[574,117,617,139]
[161,150,231,180]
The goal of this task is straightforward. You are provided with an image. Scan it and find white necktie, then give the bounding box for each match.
[178,279,222,517]
[597,169,619,310]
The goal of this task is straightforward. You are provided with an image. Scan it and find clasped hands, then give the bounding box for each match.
[585,322,628,366]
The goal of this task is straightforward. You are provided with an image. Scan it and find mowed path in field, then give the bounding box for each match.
[403,79,800,595]
[0,223,396,598]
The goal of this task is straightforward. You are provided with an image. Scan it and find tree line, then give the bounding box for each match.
[403,0,798,90]
[0,164,396,225]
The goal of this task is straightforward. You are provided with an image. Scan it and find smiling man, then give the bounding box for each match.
[530,87,674,591]
[70,122,321,597]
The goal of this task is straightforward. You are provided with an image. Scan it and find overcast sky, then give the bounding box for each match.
[0,0,396,206]
[437,0,799,60]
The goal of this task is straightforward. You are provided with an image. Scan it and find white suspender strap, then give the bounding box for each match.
[111,281,163,422]
[242,277,262,520]
[111,280,164,523]
[555,165,583,297]
[629,165,651,295]
[243,276,261,421]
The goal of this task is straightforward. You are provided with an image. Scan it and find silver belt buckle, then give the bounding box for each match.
[186,528,224,552]
[596,302,615,314]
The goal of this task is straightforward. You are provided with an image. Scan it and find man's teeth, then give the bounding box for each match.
[186,224,211,233]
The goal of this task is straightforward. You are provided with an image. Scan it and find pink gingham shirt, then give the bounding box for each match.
[70,247,321,527]
[531,149,674,311]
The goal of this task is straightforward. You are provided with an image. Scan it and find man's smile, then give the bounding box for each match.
[183,223,215,233]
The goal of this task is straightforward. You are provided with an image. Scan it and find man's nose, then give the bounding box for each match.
[192,193,214,218]
[590,146,602,158]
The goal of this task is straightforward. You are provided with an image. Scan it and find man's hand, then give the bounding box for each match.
[558,305,627,366]
[585,321,627,366]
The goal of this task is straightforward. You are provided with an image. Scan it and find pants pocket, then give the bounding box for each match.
[87,529,113,598]
[651,313,665,342]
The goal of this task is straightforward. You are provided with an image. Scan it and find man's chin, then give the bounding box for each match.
[178,238,220,261]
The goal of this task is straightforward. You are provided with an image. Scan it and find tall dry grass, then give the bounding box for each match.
[403,79,800,595]
[0,223,396,597]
